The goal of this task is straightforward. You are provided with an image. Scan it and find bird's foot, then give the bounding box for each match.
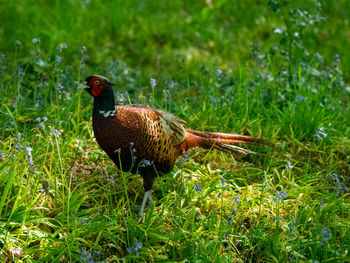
[138,190,153,217]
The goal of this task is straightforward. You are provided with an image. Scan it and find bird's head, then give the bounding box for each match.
[83,75,115,97]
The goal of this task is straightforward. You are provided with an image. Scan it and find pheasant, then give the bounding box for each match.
[83,75,268,216]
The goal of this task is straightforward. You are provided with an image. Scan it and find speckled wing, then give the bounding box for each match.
[154,109,187,145]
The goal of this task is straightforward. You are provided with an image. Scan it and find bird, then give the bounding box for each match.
[83,75,269,216]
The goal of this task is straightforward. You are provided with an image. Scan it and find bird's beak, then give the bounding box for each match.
[77,81,88,91]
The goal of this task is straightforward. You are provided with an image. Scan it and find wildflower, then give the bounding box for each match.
[195,184,203,192]
[50,128,63,138]
[0,153,4,158]
[286,162,293,170]
[55,120,68,125]
[322,227,331,238]
[35,117,41,122]
[295,95,304,102]
[319,131,327,138]
[150,78,156,88]
[80,247,85,260]
[7,120,14,125]
[31,168,36,174]
[129,142,134,148]
[38,124,44,129]
[80,219,85,224]
[42,116,48,122]
[221,178,229,184]
[25,147,33,166]
[93,250,100,255]
[320,200,324,208]
[25,147,32,155]
[32,38,40,44]
[127,241,142,256]
[15,40,21,46]
[315,127,327,140]
[321,227,331,245]
[216,69,222,80]
[57,42,67,52]
[289,216,295,233]
[276,191,288,205]
[139,159,153,168]
[217,192,221,197]
[56,56,62,64]
[224,232,229,239]
[315,134,322,140]
[15,143,22,151]
[234,196,240,205]
[273,28,284,34]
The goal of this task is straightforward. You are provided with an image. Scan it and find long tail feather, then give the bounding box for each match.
[182,129,270,154]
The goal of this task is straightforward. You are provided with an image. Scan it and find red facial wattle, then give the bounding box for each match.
[88,77,106,96]
[92,85,103,96]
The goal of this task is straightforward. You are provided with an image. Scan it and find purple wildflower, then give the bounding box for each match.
[7,120,14,125]
[234,196,240,205]
[195,184,203,192]
[320,200,324,208]
[217,192,221,197]
[15,143,22,151]
[56,56,62,64]
[276,191,288,205]
[38,124,44,129]
[289,216,295,233]
[0,153,4,158]
[321,227,331,242]
[150,78,156,88]
[221,179,229,184]
[139,159,153,167]
[315,127,327,140]
[32,38,40,44]
[216,69,222,80]
[57,42,67,52]
[295,95,304,102]
[42,116,48,122]
[35,117,41,122]
[50,128,63,138]
[127,241,142,256]
[286,162,293,170]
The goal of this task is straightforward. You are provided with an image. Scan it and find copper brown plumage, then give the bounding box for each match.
[83,75,269,216]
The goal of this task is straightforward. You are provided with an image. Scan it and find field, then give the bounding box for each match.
[0,0,349,262]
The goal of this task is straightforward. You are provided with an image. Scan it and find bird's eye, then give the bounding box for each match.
[94,80,100,85]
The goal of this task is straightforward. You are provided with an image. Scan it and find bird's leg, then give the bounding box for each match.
[138,190,153,217]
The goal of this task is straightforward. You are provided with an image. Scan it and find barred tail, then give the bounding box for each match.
[181,129,270,154]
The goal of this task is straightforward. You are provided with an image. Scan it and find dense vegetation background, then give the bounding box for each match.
[0,0,349,262]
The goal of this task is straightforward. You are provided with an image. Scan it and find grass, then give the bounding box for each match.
[0,0,349,262]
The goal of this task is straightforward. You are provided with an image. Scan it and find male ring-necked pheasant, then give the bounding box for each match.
[84,75,268,216]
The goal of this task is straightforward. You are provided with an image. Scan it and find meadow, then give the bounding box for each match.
[0,0,349,262]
